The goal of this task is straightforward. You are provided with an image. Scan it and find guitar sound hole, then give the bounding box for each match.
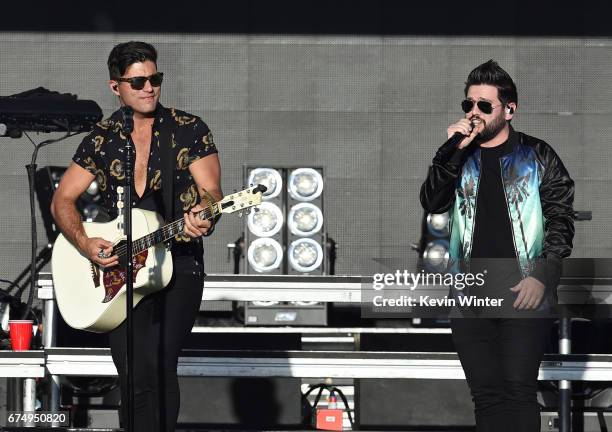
[113,240,128,267]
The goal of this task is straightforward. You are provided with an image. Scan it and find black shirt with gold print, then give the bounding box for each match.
[72,103,218,249]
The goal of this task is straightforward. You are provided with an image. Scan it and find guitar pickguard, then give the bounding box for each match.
[101,250,149,303]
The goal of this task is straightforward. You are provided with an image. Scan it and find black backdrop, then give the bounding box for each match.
[2,1,612,37]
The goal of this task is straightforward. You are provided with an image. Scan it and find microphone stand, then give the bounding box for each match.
[120,107,135,432]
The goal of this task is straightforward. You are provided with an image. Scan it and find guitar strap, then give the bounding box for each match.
[157,108,177,222]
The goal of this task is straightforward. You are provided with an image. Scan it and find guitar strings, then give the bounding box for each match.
[109,209,214,259]
[106,190,260,260]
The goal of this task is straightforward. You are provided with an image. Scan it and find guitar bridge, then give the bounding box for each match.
[90,262,101,288]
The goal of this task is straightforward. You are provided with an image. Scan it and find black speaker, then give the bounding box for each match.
[356,378,474,428]
[356,332,474,428]
[58,378,308,428]
[178,333,304,427]
[35,165,106,243]
[178,377,304,428]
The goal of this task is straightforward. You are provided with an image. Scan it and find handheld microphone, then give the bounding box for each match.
[447,131,467,147]
[120,106,134,134]
[446,119,483,147]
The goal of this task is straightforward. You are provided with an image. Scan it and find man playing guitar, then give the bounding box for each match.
[51,41,222,432]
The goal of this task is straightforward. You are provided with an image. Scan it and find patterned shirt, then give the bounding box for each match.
[72,103,218,244]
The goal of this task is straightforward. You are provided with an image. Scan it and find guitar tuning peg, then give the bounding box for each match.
[233,189,237,193]
[254,207,260,213]
[245,208,251,215]
[238,212,243,218]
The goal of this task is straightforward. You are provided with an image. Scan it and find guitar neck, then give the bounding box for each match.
[131,203,219,254]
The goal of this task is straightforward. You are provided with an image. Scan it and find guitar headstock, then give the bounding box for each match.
[218,184,267,216]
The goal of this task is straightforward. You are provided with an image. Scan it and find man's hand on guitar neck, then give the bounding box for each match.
[79,236,119,268]
[183,204,213,238]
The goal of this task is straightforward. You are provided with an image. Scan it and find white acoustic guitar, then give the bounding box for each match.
[52,185,265,333]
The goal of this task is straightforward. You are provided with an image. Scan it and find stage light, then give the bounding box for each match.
[248,168,283,200]
[251,301,280,306]
[85,180,99,196]
[35,166,104,242]
[288,238,323,273]
[243,166,328,324]
[247,238,283,273]
[244,165,326,276]
[81,203,101,222]
[247,202,284,237]
[422,240,449,273]
[50,169,62,188]
[288,203,323,236]
[426,212,450,237]
[288,168,323,201]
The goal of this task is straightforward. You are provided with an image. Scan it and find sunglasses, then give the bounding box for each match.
[115,72,164,90]
[461,99,501,115]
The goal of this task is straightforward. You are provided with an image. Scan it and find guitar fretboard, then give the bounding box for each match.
[117,206,216,259]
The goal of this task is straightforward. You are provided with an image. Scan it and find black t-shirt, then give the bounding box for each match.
[470,138,523,289]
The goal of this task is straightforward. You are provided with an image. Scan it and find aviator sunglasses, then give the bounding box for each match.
[114,72,164,90]
[461,99,501,115]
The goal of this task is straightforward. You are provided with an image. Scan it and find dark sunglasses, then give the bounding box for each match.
[115,72,164,90]
[461,99,501,115]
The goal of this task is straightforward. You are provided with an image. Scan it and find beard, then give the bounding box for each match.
[473,110,507,143]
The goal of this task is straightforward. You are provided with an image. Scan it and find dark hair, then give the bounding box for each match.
[464,59,517,106]
[107,41,157,79]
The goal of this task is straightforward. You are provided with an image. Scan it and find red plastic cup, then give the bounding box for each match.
[9,320,33,351]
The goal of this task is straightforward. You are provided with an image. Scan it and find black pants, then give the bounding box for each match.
[108,265,204,432]
[450,318,553,432]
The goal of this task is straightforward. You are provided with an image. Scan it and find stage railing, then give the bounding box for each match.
[27,273,612,431]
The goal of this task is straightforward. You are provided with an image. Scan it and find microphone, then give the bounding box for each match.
[446,131,467,148]
[120,106,134,134]
[446,119,483,148]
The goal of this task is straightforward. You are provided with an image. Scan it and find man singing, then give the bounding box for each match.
[420,60,574,431]
[51,41,222,431]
